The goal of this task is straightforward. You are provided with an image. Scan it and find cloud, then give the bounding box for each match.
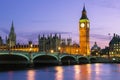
[30,19,70,24]
[0,27,9,35]
[31,20,50,24]
[17,30,71,44]
[69,32,110,41]
[90,33,111,48]
[90,33,110,41]
[91,0,120,9]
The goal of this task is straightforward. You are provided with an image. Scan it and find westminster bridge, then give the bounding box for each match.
[0,51,120,67]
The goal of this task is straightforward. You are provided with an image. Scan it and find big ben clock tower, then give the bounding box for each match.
[79,5,90,55]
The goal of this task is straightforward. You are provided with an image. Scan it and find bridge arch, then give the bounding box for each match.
[0,52,29,61]
[12,53,30,61]
[60,55,77,65]
[33,53,58,60]
[89,57,97,63]
[0,53,29,68]
[33,54,58,66]
[78,57,89,64]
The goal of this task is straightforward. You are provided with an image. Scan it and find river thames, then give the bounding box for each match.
[0,64,120,80]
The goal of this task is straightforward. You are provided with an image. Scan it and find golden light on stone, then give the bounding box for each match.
[76,49,78,54]
[79,6,90,56]
[58,47,61,51]
[51,50,54,53]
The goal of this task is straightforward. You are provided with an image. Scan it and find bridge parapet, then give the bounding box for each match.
[0,51,100,64]
[0,51,30,61]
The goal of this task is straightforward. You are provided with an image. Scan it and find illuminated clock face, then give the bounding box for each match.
[81,23,85,28]
[87,23,89,28]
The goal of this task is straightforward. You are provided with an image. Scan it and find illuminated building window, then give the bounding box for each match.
[116,49,118,51]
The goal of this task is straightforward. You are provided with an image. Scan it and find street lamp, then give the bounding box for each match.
[76,49,78,55]
[58,46,61,65]
[51,49,54,53]
[29,44,33,53]
[8,40,12,54]
[58,46,61,55]
[29,43,33,63]
[58,47,61,52]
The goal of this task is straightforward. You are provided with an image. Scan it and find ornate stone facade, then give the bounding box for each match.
[79,6,90,55]
[109,33,120,57]
[6,22,16,47]
[38,34,61,52]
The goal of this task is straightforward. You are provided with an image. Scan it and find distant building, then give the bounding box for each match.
[67,38,72,46]
[6,21,16,47]
[109,33,120,57]
[10,41,38,52]
[0,36,4,50]
[0,22,38,52]
[0,36,3,45]
[100,46,109,56]
[61,42,80,55]
[38,34,61,52]
[91,42,101,56]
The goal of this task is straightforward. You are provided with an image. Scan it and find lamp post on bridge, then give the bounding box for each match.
[76,49,78,55]
[8,40,11,54]
[58,46,61,56]
[50,49,54,53]
[29,41,33,64]
[58,46,61,65]
[75,49,79,64]
[108,33,111,59]
[58,47,61,53]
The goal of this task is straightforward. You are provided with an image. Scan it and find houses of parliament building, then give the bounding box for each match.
[0,6,90,56]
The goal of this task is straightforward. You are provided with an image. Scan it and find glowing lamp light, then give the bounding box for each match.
[58,47,61,50]
[113,58,115,60]
[30,48,32,51]
[51,50,54,53]
[96,52,98,55]
[30,44,33,47]
[76,49,78,52]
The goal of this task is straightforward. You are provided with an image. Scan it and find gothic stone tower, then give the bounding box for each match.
[79,6,90,55]
[7,21,16,47]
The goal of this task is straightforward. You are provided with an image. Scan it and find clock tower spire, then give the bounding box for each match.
[80,5,88,20]
[79,5,90,55]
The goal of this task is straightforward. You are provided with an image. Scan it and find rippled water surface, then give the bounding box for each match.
[0,64,120,80]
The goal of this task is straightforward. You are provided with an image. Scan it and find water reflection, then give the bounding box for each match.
[91,64,102,80]
[74,65,91,80]
[94,64,102,80]
[55,66,64,80]
[95,64,101,75]
[86,64,92,80]
[1,64,120,80]
[8,71,13,80]
[73,64,111,80]
[81,64,91,80]
[74,65,80,80]
[27,69,35,80]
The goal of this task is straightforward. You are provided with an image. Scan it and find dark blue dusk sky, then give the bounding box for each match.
[0,0,120,48]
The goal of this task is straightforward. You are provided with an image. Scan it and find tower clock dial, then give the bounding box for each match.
[80,23,85,28]
[87,23,89,28]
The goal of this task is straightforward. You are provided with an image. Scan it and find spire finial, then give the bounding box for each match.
[83,3,86,12]
[12,20,14,26]
[80,4,88,20]
[11,21,14,31]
